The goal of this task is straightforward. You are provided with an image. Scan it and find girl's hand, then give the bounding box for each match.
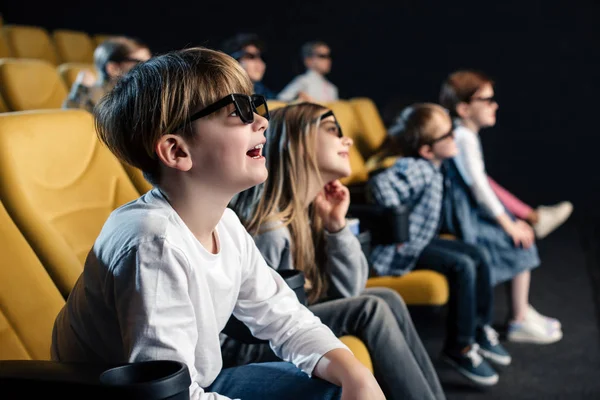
[314,180,350,233]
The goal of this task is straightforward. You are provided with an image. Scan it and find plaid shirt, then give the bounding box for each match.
[367,158,444,276]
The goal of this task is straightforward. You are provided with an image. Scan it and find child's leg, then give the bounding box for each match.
[510,270,530,322]
[310,294,441,400]
[414,238,491,351]
[414,238,499,386]
[362,287,445,400]
[487,175,534,221]
[207,361,341,400]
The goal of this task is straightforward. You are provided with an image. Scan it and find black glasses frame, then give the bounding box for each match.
[320,110,343,138]
[428,128,454,145]
[176,94,269,131]
[470,96,496,104]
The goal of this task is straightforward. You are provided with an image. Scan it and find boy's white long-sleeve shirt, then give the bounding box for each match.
[51,188,349,400]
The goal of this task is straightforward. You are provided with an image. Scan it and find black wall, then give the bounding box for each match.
[3,0,599,209]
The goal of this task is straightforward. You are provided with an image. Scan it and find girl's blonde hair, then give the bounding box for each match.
[95,46,253,185]
[231,103,332,304]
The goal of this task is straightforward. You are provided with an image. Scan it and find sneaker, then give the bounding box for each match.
[442,344,499,386]
[533,201,573,239]
[526,304,561,330]
[507,318,562,344]
[477,325,512,366]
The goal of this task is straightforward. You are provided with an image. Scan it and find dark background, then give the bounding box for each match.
[3,0,598,210]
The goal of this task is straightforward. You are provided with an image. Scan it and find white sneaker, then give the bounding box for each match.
[526,304,561,330]
[533,201,573,239]
[507,318,562,344]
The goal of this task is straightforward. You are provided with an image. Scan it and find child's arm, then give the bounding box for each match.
[455,133,535,247]
[235,230,383,398]
[316,181,369,299]
[112,240,234,400]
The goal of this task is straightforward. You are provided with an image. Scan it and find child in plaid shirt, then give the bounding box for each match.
[368,103,510,387]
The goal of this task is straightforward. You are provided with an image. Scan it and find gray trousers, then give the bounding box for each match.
[221,287,446,400]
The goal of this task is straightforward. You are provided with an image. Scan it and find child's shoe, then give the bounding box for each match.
[507,318,562,344]
[526,304,561,330]
[442,344,499,386]
[476,325,512,366]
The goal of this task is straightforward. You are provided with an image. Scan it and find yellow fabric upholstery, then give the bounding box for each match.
[367,271,449,306]
[0,30,11,58]
[3,25,59,65]
[53,29,95,64]
[122,163,153,194]
[0,109,140,297]
[365,153,399,176]
[266,100,288,111]
[57,62,96,89]
[0,94,7,113]
[349,97,387,160]
[324,100,369,186]
[0,58,68,111]
[339,335,373,373]
[0,201,64,360]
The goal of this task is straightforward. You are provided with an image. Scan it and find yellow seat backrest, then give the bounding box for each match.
[266,100,288,111]
[0,94,7,113]
[0,58,68,111]
[0,31,11,58]
[324,100,368,186]
[0,109,140,297]
[53,29,95,64]
[0,200,64,360]
[3,25,59,65]
[57,62,96,89]
[350,97,387,159]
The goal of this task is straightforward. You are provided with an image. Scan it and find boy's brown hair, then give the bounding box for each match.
[377,103,450,159]
[439,70,494,117]
[94,47,253,185]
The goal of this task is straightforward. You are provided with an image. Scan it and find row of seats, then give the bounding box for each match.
[0,109,448,366]
[0,15,115,64]
[0,56,385,187]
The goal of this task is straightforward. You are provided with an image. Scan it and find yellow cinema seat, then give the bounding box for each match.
[0,201,64,360]
[0,58,68,111]
[53,29,95,64]
[0,109,140,297]
[349,97,387,160]
[3,24,59,65]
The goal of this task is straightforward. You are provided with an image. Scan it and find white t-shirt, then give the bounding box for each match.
[453,124,505,217]
[51,188,348,400]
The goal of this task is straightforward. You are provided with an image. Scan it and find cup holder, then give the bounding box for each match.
[100,360,191,399]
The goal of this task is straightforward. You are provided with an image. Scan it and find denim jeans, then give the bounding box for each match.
[221,287,445,400]
[206,361,340,400]
[415,237,493,351]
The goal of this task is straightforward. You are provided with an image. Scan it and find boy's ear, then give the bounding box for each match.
[155,134,193,172]
[456,102,470,119]
[418,144,434,160]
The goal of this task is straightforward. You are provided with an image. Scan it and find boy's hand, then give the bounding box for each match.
[75,69,96,87]
[314,180,350,233]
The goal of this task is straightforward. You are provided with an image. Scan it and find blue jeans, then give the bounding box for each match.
[415,238,494,351]
[206,362,341,400]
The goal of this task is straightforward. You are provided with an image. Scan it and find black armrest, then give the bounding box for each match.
[0,359,190,399]
[221,270,308,345]
[347,204,410,245]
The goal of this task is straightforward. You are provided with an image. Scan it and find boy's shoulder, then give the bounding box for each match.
[96,189,181,256]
